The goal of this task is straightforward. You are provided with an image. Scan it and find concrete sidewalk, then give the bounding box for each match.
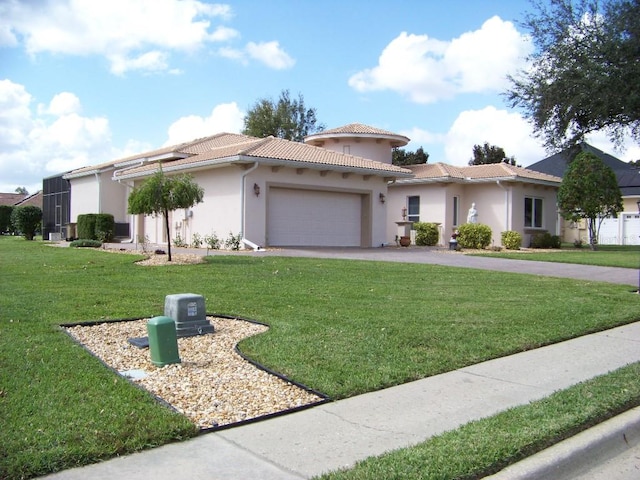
[42,321,640,479]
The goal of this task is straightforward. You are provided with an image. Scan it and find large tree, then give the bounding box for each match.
[469,142,516,166]
[127,168,204,261]
[392,147,429,166]
[558,151,623,249]
[507,0,640,150]
[242,89,324,142]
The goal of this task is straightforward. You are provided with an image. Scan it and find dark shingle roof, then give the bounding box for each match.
[527,143,633,178]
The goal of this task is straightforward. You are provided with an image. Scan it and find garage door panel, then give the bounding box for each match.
[268,188,361,247]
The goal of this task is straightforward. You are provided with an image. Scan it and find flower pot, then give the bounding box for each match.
[399,236,411,247]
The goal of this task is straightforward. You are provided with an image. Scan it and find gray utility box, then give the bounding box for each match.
[164,293,215,337]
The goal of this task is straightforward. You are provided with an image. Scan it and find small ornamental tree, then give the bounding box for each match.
[127,168,204,261]
[558,151,622,250]
[11,205,42,240]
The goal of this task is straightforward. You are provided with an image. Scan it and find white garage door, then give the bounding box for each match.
[598,216,619,245]
[267,188,362,246]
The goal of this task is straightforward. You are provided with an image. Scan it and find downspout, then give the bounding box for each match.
[94,172,102,213]
[496,180,510,231]
[241,162,263,251]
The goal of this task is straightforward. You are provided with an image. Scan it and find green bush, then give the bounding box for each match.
[457,223,492,249]
[94,214,115,242]
[501,230,522,250]
[204,232,221,250]
[531,232,561,249]
[78,214,115,241]
[414,222,439,246]
[70,239,102,248]
[11,205,42,240]
[0,205,14,234]
[77,214,97,240]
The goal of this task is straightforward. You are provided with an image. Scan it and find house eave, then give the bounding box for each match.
[113,155,414,181]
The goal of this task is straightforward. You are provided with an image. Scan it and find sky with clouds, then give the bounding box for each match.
[1,0,638,194]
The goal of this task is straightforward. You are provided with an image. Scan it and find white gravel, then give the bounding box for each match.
[64,317,324,429]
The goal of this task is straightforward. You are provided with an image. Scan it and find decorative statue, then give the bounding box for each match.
[467,203,478,224]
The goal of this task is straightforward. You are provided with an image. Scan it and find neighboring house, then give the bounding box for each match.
[61,124,413,248]
[527,143,640,245]
[0,191,42,208]
[387,163,562,247]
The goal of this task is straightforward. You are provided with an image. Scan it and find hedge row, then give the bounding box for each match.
[77,214,115,242]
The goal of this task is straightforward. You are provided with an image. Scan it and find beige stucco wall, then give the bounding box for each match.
[131,163,389,248]
[388,181,559,247]
[310,138,395,164]
[69,175,100,221]
[69,171,128,223]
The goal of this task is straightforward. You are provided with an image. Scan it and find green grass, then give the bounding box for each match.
[472,244,640,268]
[1,237,639,478]
[316,362,640,480]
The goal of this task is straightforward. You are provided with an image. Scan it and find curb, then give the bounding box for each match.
[485,406,640,479]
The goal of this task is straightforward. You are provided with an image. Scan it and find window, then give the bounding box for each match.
[407,196,420,222]
[343,145,350,155]
[524,197,543,228]
[453,196,460,226]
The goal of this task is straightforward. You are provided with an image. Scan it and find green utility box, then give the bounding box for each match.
[147,316,181,367]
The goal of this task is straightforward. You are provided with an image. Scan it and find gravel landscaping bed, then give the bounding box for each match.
[64,317,325,429]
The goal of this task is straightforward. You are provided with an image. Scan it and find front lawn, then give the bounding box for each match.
[1,237,639,478]
[472,244,640,269]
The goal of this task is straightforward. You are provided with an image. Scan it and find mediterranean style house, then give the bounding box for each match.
[43,123,564,248]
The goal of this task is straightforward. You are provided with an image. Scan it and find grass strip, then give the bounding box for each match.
[472,245,640,269]
[316,362,640,480]
[1,237,639,478]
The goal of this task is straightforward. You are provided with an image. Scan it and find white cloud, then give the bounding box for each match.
[218,41,295,69]
[0,0,236,75]
[444,106,546,167]
[0,80,117,193]
[39,92,83,116]
[349,16,532,103]
[165,102,245,145]
[246,41,295,69]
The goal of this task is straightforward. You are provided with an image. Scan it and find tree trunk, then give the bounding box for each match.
[164,209,172,261]
[588,217,598,251]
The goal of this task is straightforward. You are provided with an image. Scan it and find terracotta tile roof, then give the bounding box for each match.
[314,123,403,136]
[113,134,413,179]
[304,123,410,147]
[400,162,562,184]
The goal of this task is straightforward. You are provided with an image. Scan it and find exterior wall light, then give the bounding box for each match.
[379,193,386,203]
[253,183,260,197]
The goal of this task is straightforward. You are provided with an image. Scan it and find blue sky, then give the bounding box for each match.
[1,0,638,194]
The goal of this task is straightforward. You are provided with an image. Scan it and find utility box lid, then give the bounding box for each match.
[164,293,214,337]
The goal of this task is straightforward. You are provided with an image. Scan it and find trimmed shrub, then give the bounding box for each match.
[501,230,522,250]
[94,214,115,242]
[457,223,492,249]
[77,214,97,240]
[70,239,102,248]
[414,222,439,246]
[78,214,115,241]
[531,232,561,249]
